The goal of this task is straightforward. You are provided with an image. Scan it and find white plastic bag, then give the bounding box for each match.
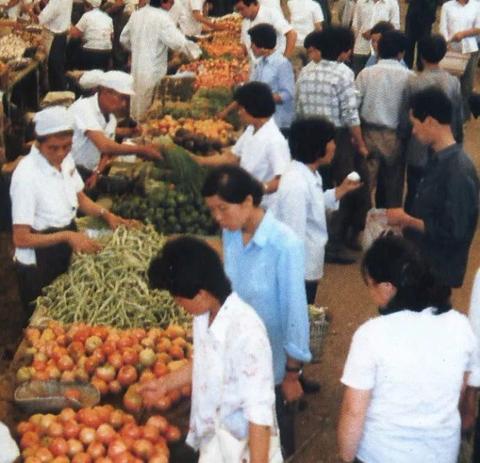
[362,208,402,250]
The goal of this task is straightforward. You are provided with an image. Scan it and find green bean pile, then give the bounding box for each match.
[36,225,191,329]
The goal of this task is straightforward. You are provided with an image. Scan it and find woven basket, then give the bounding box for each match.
[309,305,329,364]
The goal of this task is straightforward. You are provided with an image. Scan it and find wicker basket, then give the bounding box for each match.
[309,305,329,364]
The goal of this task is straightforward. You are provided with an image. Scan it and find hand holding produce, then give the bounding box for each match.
[67,232,102,255]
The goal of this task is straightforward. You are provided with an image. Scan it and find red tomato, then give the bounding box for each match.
[57,355,74,371]
[107,353,123,370]
[47,422,64,438]
[108,410,124,430]
[117,366,138,387]
[87,441,106,459]
[95,365,116,383]
[71,452,92,463]
[141,424,159,442]
[35,447,53,463]
[78,409,101,429]
[131,439,153,460]
[91,377,109,395]
[121,349,138,366]
[49,438,69,457]
[145,416,168,434]
[63,421,81,439]
[109,380,122,395]
[17,421,34,435]
[59,407,76,423]
[107,439,128,459]
[67,438,84,457]
[79,427,97,446]
[96,424,116,445]
[165,425,181,443]
[119,423,141,441]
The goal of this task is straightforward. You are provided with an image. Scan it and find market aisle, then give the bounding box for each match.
[293,116,480,462]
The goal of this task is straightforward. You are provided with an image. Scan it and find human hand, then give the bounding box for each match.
[336,177,362,200]
[450,31,464,43]
[104,212,141,230]
[142,144,163,160]
[68,232,102,254]
[139,378,170,407]
[84,172,100,190]
[386,208,409,227]
[362,30,371,40]
[281,373,303,403]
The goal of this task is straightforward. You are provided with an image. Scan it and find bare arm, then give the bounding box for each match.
[69,26,83,39]
[337,386,371,462]
[192,150,239,167]
[349,125,368,157]
[217,101,239,120]
[263,175,281,195]
[386,208,425,233]
[86,131,161,159]
[192,10,222,30]
[284,29,297,58]
[451,28,480,42]
[249,423,271,463]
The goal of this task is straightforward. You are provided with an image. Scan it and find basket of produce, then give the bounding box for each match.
[14,380,100,413]
[309,305,329,363]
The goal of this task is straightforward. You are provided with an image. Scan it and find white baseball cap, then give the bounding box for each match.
[34,106,73,136]
[100,71,135,96]
[79,69,105,89]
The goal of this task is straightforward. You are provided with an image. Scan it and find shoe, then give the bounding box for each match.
[325,248,356,264]
[299,374,321,394]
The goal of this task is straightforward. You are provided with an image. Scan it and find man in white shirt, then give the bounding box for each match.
[356,30,413,208]
[36,0,73,90]
[68,71,161,189]
[235,0,297,60]
[120,0,200,120]
[351,0,400,75]
[439,0,480,119]
[178,0,222,36]
[70,0,113,71]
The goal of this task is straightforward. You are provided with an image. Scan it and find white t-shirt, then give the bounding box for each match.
[232,118,290,209]
[178,0,205,36]
[0,422,19,463]
[270,160,338,281]
[287,0,324,47]
[341,308,480,463]
[469,268,480,386]
[241,5,292,59]
[10,146,84,265]
[75,9,113,51]
[186,292,275,450]
[439,0,480,54]
[38,0,73,34]
[69,93,117,171]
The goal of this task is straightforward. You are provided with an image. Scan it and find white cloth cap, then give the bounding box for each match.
[79,69,105,89]
[86,0,102,7]
[100,71,135,95]
[34,106,74,136]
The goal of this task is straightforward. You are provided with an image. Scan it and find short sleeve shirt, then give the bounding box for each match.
[288,0,324,46]
[178,0,205,36]
[10,146,84,265]
[75,9,113,51]
[69,93,117,171]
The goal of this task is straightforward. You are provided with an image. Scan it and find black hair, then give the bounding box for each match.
[410,86,453,124]
[248,23,277,49]
[319,26,354,61]
[370,21,394,36]
[148,236,232,303]
[361,235,451,315]
[234,0,257,5]
[201,164,264,206]
[288,118,336,164]
[303,30,322,50]
[234,81,275,118]
[150,0,163,7]
[378,30,408,59]
[418,34,447,64]
[36,129,74,143]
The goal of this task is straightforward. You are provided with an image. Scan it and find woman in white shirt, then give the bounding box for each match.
[271,117,360,303]
[141,236,280,462]
[338,235,480,463]
[10,106,133,321]
[439,0,480,119]
[70,0,114,71]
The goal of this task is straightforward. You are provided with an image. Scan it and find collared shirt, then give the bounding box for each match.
[296,59,360,128]
[250,51,295,129]
[270,160,338,281]
[38,0,73,34]
[469,268,480,386]
[10,146,83,265]
[288,0,324,46]
[232,118,290,209]
[356,59,414,129]
[223,210,312,385]
[69,93,117,171]
[186,292,275,450]
[400,68,463,167]
[439,0,480,54]
[352,0,400,55]
[241,5,292,59]
[75,9,113,51]
[342,307,480,463]
[178,0,205,36]
[404,144,480,288]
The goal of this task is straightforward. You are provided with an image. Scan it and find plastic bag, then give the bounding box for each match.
[362,208,402,250]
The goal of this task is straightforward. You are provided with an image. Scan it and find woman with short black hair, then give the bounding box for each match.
[337,234,480,463]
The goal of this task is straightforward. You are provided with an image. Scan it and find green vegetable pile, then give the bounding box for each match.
[36,226,191,329]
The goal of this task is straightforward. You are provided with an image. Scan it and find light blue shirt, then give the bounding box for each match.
[223,210,312,385]
[250,51,295,129]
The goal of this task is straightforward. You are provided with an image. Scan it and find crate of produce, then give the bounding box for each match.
[14,380,100,414]
[309,305,329,363]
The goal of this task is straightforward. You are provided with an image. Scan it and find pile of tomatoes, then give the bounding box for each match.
[17,322,192,413]
[18,405,180,463]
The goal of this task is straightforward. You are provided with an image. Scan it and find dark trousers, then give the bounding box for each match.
[473,398,480,462]
[324,128,371,243]
[275,385,295,458]
[82,49,111,71]
[48,33,68,91]
[405,164,425,214]
[405,19,433,70]
[305,280,318,305]
[352,54,370,76]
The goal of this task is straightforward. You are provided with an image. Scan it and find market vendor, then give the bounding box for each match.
[68,70,162,189]
[177,0,224,37]
[119,0,201,121]
[10,105,136,321]
[192,81,290,209]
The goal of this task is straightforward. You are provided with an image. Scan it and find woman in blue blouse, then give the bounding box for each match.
[202,165,311,457]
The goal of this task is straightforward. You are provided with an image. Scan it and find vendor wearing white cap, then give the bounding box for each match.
[68,70,161,189]
[78,69,105,97]
[10,106,135,320]
[70,0,113,71]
